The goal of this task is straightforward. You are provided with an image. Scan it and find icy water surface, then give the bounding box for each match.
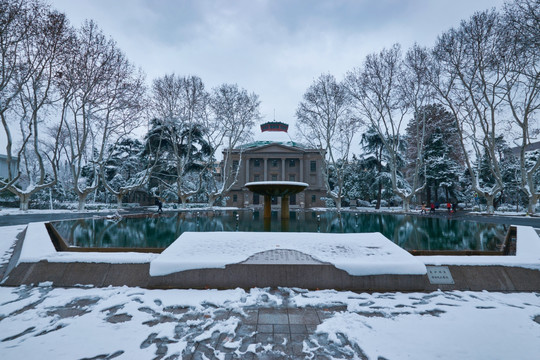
[51,210,507,251]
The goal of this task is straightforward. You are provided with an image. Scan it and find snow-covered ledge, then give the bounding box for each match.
[149,232,427,277]
[417,225,540,270]
[244,181,310,187]
[17,222,157,264]
[16,222,540,273]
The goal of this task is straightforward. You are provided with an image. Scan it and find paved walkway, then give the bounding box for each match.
[182,298,346,359]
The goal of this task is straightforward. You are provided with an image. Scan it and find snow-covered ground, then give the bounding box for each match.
[0,207,93,215]
[0,285,539,359]
[1,215,540,359]
[0,204,538,217]
[0,225,25,268]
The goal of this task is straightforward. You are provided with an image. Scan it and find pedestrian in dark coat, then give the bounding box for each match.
[155,198,163,213]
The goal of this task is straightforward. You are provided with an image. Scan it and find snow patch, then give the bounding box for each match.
[0,225,25,266]
[149,231,427,276]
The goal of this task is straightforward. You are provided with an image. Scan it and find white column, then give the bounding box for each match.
[282,158,285,181]
[245,158,249,183]
[300,158,304,182]
[264,158,268,181]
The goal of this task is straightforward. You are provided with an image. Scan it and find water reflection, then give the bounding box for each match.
[52,210,506,251]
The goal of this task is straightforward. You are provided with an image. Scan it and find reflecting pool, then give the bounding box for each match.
[51,210,507,251]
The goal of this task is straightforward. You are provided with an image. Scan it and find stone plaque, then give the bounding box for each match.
[427,266,454,285]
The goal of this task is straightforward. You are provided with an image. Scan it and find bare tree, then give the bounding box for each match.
[56,20,109,210]
[203,83,260,207]
[296,74,359,210]
[0,0,37,188]
[149,74,210,206]
[346,44,425,212]
[501,0,540,213]
[400,44,433,198]
[431,10,509,213]
[55,20,145,210]
[0,1,69,209]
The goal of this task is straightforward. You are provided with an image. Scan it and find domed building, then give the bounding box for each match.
[222,121,327,208]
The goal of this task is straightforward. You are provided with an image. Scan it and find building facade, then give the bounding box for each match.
[0,154,18,180]
[223,122,327,208]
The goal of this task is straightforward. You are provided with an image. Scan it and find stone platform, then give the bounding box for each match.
[2,223,540,291]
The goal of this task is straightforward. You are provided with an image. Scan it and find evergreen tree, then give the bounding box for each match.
[104,138,145,183]
[343,154,395,206]
[143,118,211,203]
[405,104,464,204]
[360,126,392,209]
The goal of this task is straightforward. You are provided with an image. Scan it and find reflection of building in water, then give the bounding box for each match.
[222,121,327,208]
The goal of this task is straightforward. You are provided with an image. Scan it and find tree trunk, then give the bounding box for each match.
[376,182,382,209]
[426,185,431,205]
[376,151,382,209]
[116,194,123,209]
[333,193,342,211]
[485,195,495,214]
[207,193,217,208]
[527,194,538,214]
[402,197,410,212]
[19,194,30,211]
[77,193,89,210]
[180,195,188,208]
[49,188,53,210]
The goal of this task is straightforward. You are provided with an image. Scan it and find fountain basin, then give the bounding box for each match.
[245,181,309,196]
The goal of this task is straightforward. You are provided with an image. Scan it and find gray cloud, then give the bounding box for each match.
[48,0,507,128]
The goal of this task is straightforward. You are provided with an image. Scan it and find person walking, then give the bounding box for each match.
[155,198,163,213]
[447,202,451,213]
[421,202,427,214]
[430,203,435,213]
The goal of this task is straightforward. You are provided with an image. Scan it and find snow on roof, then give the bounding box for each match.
[245,181,309,187]
[238,123,307,149]
[258,128,293,142]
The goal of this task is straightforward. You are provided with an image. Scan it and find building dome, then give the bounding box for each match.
[239,121,306,149]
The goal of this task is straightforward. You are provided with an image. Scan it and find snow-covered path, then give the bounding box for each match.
[0,285,539,359]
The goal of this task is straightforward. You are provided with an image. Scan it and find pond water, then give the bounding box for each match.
[51,210,507,251]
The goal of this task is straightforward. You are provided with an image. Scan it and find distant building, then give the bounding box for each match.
[510,141,540,156]
[222,121,327,208]
[0,154,18,179]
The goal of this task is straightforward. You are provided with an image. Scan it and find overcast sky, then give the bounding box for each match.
[0,0,509,153]
[1,0,488,152]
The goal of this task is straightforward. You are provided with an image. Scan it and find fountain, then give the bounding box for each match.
[245,181,308,220]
